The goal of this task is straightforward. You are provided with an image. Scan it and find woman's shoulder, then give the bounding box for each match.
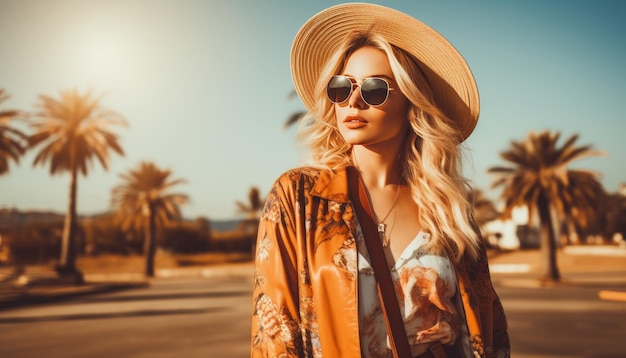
[273,166,325,188]
[265,167,326,208]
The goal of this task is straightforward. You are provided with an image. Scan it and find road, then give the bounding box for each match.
[496,277,626,358]
[0,276,254,358]
[0,272,625,358]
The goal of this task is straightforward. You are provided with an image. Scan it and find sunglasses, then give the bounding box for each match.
[326,75,395,107]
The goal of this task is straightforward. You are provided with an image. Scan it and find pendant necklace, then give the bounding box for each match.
[377,186,400,248]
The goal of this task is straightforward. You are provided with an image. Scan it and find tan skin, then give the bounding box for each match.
[334,46,454,355]
[335,46,421,265]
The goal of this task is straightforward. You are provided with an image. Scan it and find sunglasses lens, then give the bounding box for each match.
[361,78,389,106]
[327,76,353,103]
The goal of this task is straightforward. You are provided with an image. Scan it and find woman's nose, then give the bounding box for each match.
[348,85,367,109]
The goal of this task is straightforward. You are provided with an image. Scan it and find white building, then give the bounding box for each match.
[483,206,535,250]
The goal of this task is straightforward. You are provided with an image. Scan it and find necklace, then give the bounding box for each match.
[377,186,400,247]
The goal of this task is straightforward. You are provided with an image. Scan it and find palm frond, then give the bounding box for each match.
[111,161,189,231]
[284,111,306,129]
[0,89,28,175]
[29,88,126,176]
[489,130,606,229]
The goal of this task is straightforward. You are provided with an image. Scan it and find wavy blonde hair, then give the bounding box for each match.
[297,31,480,261]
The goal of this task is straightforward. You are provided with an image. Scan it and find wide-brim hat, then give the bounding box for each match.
[290,2,479,141]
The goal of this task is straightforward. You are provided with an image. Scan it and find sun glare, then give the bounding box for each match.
[81,34,127,81]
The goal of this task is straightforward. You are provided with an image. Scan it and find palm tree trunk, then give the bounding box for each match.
[538,193,561,282]
[57,164,81,280]
[144,206,157,277]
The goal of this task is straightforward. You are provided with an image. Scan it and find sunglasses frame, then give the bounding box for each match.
[326,75,395,107]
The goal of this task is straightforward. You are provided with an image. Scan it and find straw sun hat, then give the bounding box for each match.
[290,2,479,141]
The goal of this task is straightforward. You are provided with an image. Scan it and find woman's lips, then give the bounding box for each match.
[343,115,367,129]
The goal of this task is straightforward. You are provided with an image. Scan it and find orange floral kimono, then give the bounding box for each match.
[251,167,510,358]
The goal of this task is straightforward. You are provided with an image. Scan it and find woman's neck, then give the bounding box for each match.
[351,145,403,190]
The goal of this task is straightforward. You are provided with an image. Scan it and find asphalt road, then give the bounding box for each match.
[0,276,254,358]
[496,278,626,358]
[0,273,625,358]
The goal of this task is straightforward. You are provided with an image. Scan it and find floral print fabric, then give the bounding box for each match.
[251,167,510,358]
[356,230,463,357]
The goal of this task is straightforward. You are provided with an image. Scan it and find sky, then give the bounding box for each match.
[1,0,625,220]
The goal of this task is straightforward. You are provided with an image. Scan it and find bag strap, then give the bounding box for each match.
[347,166,412,358]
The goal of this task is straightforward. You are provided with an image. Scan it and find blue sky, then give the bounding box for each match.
[1,0,625,220]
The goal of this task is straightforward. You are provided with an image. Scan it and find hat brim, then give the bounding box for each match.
[290,2,479,141]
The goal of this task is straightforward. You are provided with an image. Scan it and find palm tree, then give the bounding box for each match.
[285,111,305,129]
[488,131,605,282]
[236,186,263,218]
[560,171,607,243]
[0,90,27,175]
[111,161,188,277]
[284,90,305,129]
[236,186,264,254]
[235,186,264,233]
[28,89,126,278]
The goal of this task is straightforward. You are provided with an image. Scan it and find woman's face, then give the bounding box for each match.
[333,46,410,148]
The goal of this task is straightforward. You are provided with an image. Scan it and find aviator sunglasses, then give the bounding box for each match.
[326,75,395,107]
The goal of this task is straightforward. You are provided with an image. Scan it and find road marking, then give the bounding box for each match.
[489,264,531,273]
[564,245,626,257]
[598,290,626,302]
[503,298,625,312]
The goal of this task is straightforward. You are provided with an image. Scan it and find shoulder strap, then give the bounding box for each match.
[347,166,412,358]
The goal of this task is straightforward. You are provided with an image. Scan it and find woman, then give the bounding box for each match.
[251,3,509,358]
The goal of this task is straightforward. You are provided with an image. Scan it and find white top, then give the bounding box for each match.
[357,229,463,358]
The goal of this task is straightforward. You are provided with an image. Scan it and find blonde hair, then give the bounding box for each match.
[297,31,480,261]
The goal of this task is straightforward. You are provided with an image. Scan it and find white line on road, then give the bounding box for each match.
[503,298,626,312]
[489,264,531,273]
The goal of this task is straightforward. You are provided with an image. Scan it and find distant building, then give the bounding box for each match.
[483,206,540,250]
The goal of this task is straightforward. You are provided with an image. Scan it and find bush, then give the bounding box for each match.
[82,215,138,255]
[210,231,255,252]
[160,222,211,253]
[4,220,72,264]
